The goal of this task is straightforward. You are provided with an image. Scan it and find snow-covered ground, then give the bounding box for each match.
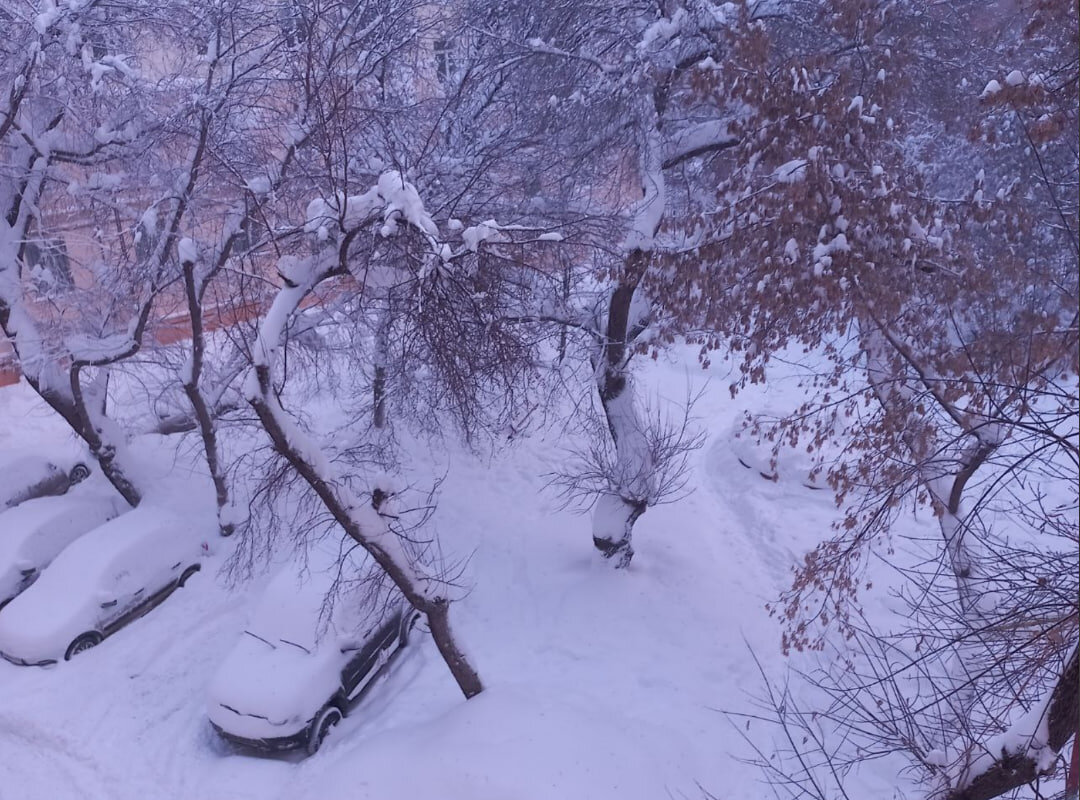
[0,350,904,800]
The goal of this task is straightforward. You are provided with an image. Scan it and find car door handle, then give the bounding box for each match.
[101,599,118,608]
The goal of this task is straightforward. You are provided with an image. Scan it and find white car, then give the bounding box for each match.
[0,449,93,509]
[208,555,420,755]
[0,493,127,609]
[0,506,206,666]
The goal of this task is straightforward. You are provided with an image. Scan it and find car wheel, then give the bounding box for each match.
[68,463,91,484]
[178,564,201,588]
[65,632,103,660]
[399,610,421,646]
[307,704,343,756]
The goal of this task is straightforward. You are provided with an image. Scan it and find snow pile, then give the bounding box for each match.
[812,231,849,274]
[178,237,198,265]
[639,8,686,52]
[375,171,439,239]
[460,219,505,252]
[1005,69,1025,87]
[246,176,272,196]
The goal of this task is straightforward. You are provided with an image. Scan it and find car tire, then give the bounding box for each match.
[178,564,201,588]
[307,704,343,756]
[65,631,103,660]
[399,610,421,646]
[68,463,91,484]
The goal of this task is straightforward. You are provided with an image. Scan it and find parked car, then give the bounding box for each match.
[208,558,421,755]
[0,493,128,610]
[0,448,93,509]
[0,506,206,666]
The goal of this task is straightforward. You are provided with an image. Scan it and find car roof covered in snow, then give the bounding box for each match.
[0,494,122,559]
[39,505,195,584]
[0,505,205,659]
[0,494,125,603]
[245,547,393,652]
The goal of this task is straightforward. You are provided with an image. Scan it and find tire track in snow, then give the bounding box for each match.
[702,434,830,590]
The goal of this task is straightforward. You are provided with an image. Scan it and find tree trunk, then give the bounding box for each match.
[557,256,571,363]
[591,493,646,568]
[590,260,653,568]
[182,259,234,536]
[425,598,484,698]
[372,306,389,430]
[248,377,486,695]
[69,367,143,507]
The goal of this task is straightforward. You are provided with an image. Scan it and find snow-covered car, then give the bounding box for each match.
[208,560,421,755]
[0,493,128,610]
[0,506,206,666]
[0,449,93,509]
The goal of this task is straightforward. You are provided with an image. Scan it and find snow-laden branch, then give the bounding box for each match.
[623,105,667,254]
[246,172,484,697]
[942,643,1078,800]
[661,119,739,168]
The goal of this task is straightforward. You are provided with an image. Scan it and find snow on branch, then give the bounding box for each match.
[662,119,739,169]
[624,121,666,253]
[943,644,1078,800]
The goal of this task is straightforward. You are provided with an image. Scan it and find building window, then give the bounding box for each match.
[232,210,262,255]
[281,2,308,49]
[434,38,456,83]
[134,219,157,263]
[25,237,73,292]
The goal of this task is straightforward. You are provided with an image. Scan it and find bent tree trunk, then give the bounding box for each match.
[68,367,143,507]
[590,81,667,568]
[247,263,483,699]
[591,260,653,568]
[249,372,483,698]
